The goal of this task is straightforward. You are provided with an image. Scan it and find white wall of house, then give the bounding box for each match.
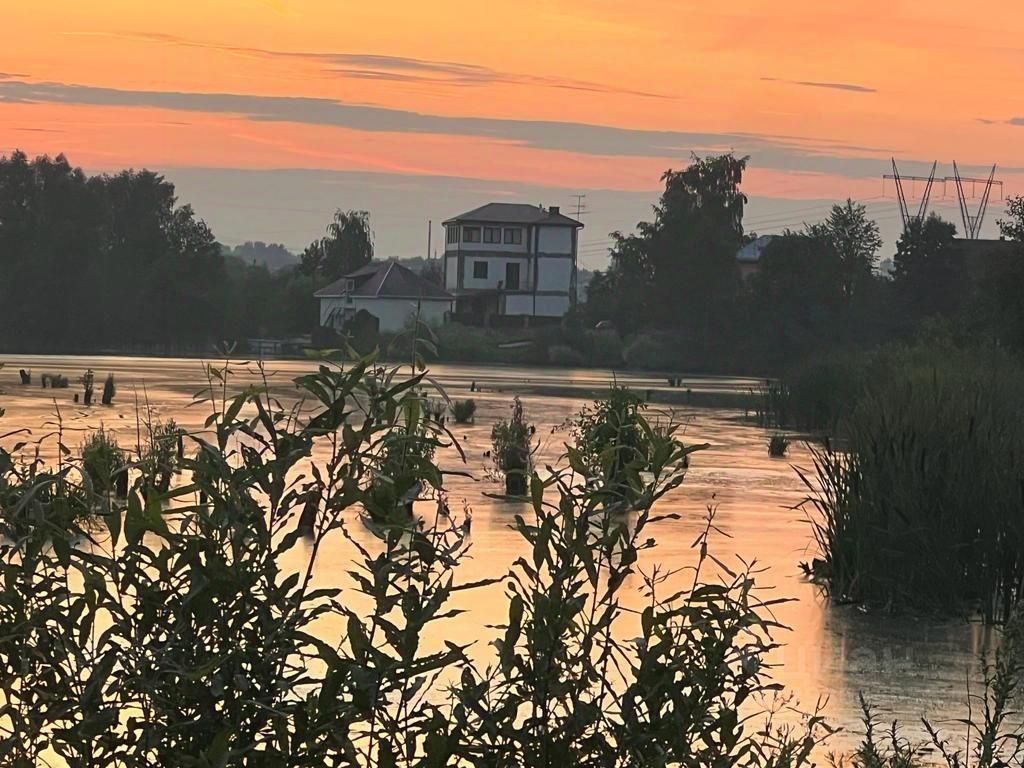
[504,294,535,315]
[537,226,573,254]
[533,295,571,317]
[320,296,451,333]
[537,257,573,291]
[461,255,532,291]
[444,255,459,290]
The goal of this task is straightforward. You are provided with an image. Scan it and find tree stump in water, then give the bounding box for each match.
[18,369,30,385]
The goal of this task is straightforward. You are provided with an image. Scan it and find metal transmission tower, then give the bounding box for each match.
[949,162,1001,239]
[883,159,938,233]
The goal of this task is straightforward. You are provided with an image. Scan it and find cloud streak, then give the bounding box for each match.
[0,78,916,179]
[762,77,877,94]
[67,31,670,100]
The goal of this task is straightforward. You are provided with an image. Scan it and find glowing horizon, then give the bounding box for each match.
[3,0,1022,259]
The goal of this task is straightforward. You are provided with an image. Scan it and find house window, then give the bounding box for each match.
[463,226,481,243]
[446,226,459,244]
[473,261,488,279]
[483,227,501,243]
[505,262,521,290]
[503,227,523,245]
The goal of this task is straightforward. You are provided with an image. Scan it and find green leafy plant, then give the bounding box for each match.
[140,417,181,493]
[491,396,534,495]
[81,427,128,495]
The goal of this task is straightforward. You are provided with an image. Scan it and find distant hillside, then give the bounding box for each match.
[224,241,298,272]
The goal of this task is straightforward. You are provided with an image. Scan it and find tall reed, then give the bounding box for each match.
[802,346,1024,620]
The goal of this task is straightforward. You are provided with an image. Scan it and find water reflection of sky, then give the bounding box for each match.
[0,354,1003,754]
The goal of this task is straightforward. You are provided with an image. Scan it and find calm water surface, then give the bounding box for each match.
[0,354,1000,752]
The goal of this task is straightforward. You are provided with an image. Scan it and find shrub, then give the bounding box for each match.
[547,343,586,367]
[566,385,702,503]
[623,334,672,369]
[141,418,181,492]
[491,396,533,494]
[772,352,869,432]
[768,433,790,457]
[585,329,624,368]
[81,428,127,494]
[436,323,504,363]
[452,398,477,424]
[41,372,69,388]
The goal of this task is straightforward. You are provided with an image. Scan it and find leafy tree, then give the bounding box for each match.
[893,213,962,319]
[300,209,374,283]
[744,230,845,365]
[583,153,747,354]
[227,241,297,271]
[998,196,1024,243]
[807,199,882,298]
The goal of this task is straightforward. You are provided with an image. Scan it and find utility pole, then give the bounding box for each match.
[571,193,587,220]
[426,219,432,261]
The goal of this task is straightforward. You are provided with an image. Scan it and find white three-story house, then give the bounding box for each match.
[442,203,583,325]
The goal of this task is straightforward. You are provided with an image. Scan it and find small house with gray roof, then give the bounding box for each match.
[315,260,453,334]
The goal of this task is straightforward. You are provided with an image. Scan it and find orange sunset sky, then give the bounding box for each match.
[2,0,1023,264]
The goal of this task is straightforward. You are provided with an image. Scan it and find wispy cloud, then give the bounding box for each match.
[0,78,913,178]
[66,31,671,100]
[762,77,877,94]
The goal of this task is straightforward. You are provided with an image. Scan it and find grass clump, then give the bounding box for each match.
[768,433,791,457]
[803,346,1024,620]
[452,398,477,424]
[141,418,181,493]
[81,428,128,495]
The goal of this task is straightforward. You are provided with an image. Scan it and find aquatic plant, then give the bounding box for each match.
[566,385,693,504]
[41,372,69,389]
[490,395,533,495]
[140,417,181,493]
[452,397,477,423]
[768,433,791,457]
[802,346,1024,621]
[81,427,128,496]
[81,368,95,405]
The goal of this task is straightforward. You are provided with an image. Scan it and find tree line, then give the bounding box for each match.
[582,154,1024,373]
[0,152,378,353]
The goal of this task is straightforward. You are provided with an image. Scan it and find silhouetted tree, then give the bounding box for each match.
[300,210,374,283]
[807,199,882,298]
[894,213,962,320]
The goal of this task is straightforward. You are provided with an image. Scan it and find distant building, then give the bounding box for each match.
[735,235,777,282]
[315,261,453,334]
[443,203,583,325]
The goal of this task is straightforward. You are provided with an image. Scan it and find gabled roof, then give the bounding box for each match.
[444,203,583,228]
[315,261,453,300]
[736,235,778,264]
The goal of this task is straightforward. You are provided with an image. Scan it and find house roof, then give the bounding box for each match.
[736,235,778,264]
[314,260,453,300]
[443,203,583,228]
